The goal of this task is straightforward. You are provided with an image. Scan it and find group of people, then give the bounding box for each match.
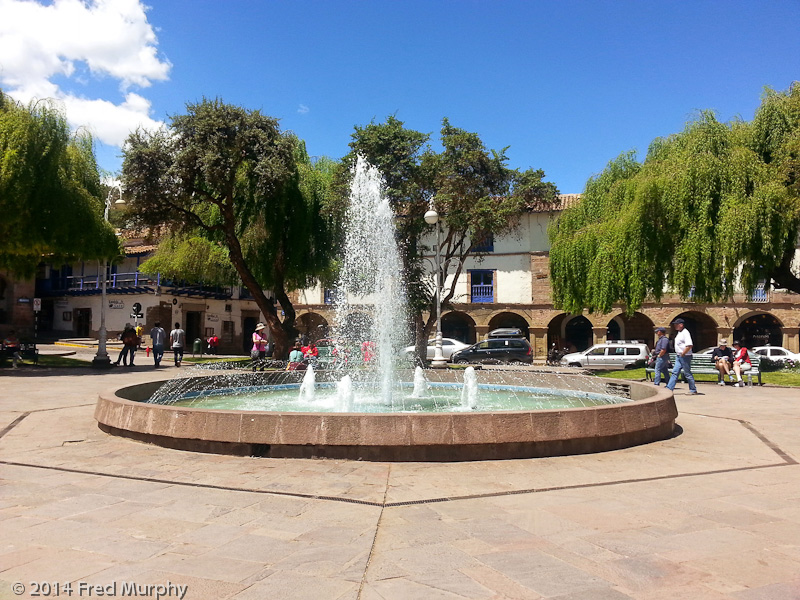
[115,322,186,368]
[651,318,752,391]
[251,322,321,371]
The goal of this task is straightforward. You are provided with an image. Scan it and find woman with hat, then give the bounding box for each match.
[251,323,269,360]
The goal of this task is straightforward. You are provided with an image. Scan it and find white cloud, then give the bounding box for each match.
[297,104,309,115]
[0,0,170,147]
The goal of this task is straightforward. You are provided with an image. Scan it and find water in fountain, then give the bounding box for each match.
[411,366,429,399]
[337,375,355,412]
[299,364,316,403]
[461,367,479,410]
[331,155,408,407]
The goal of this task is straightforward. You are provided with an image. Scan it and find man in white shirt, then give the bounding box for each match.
[666,318,699,394]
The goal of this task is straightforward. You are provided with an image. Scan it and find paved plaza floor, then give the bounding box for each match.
[1,363,799,599]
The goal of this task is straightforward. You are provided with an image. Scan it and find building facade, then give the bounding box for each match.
[12,196,800,359]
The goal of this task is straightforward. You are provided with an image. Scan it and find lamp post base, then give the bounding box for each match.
[91,356,113,369]
[430,357,448,369]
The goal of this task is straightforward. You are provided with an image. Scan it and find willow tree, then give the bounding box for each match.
[0,90,119,276]
[122,98,336,357]
[549,84,800,315]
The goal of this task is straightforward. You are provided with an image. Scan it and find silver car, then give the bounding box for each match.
[401,338,470,361]
[561,341,650,369]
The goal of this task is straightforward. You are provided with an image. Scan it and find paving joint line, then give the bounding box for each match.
[681,411,797,464]
[357,464,392,600]
[0,413,30,439]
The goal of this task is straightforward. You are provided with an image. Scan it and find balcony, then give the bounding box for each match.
[36,272,233,299]
[36,272,157,296]
[471,284,494,303]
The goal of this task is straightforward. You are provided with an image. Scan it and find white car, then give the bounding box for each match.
[401,338,470,361]
[561,341,650,369]
[752,346,800,363]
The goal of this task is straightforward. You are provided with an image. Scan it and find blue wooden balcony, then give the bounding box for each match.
[471,284,494,303]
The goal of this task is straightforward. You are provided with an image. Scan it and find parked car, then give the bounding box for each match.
[560,341,650,369]
[450,337,533,364]
[401,338,471,361]
[752,346,800,363]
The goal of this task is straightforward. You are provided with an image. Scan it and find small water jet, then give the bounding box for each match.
[411,366,429,399]
[336,375,354,413]
[299,365,316,403]
[461,366,478,410]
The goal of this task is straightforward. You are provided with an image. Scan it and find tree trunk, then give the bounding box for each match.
[769,248,800,295]
[222,220,290,358]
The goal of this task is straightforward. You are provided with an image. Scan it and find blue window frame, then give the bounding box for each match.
[323,288,334,305]
[470,270,494,303]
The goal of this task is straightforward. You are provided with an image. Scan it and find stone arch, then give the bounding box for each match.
[296,312,329,342]
[732,311,783,348]
[607,312,656,345]
[487,311,531,339]
[548,314,593,352]
[671,310,718,352]
[441,311,477,344]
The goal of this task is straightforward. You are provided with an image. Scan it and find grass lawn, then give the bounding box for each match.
[595,367,800,387]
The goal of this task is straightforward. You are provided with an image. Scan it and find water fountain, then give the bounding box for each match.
[95,157,677,460]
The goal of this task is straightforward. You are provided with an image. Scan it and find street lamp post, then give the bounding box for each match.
[91,185,123,369]
[424,207,447,368]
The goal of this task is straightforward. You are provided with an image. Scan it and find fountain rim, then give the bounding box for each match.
[95,372,678,461]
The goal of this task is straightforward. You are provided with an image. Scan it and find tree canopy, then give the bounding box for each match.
[122,98,336,357]
[0,90,119,276]
[549,83,800,315]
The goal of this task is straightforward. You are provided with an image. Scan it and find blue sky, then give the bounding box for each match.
[2,0,799,193]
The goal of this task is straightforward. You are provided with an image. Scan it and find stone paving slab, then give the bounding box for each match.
[0,367,798,599]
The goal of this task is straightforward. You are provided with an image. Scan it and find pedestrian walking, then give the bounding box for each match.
[652,327,671,385]
[150,321,167,367]
[665,318,699,394]
[170,322,186,367]
[116,323,138,366]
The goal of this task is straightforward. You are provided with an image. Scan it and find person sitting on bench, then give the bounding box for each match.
[711,339,734,385]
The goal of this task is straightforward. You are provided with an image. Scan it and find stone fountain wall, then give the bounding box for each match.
[95,371,677,461]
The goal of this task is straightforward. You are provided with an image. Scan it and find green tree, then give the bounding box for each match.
[342,116,559,357]
[549,83,800,315]
[121,98,336,357]
[0,90,119,276]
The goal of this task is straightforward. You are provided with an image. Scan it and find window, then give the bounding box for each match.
[625,347,641,355]
[471,232,494,252]
[323,289,334,304]
[470,270,494,303]
[588,347,606,356]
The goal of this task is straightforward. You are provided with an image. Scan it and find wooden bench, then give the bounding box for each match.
[646,353,761,386]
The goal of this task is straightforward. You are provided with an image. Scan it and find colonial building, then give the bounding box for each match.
[291,195,800,359]
[13,195,800,358]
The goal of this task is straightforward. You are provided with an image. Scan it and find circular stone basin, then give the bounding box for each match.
[95,370,677,461]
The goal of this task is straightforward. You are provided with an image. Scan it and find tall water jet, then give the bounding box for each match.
[411,366,429,399]
[332,156,407,406]
[461,367,478,410]
[298,365,316,403]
